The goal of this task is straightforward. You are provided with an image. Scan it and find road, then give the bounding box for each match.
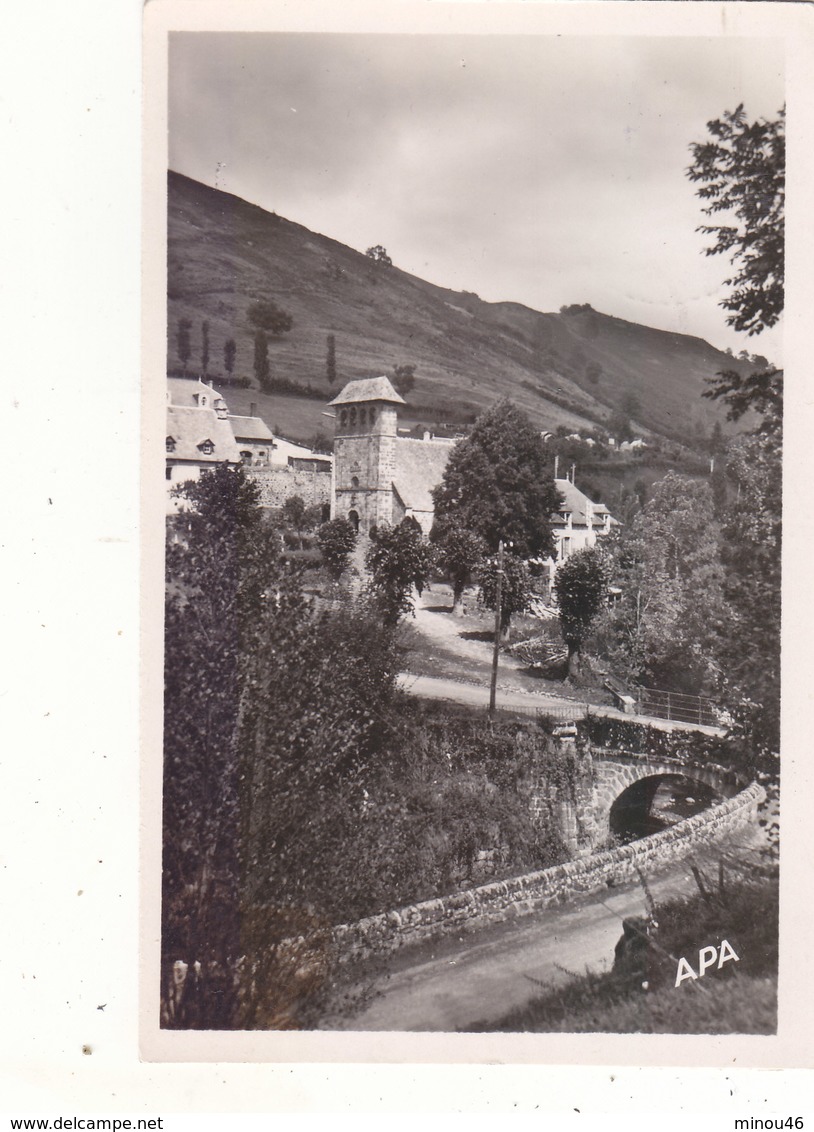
[398,672,724,735]
[327,833,758,1032]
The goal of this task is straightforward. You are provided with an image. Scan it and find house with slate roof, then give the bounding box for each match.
[551,475,619,565]
[166,379,241,497]
[229,403,275,466]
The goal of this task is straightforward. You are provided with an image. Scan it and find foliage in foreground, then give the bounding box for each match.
[163,468,581,1028]
[479,867,778,1034]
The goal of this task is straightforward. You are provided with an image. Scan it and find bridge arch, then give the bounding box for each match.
[569,753,740,854]
[607,772,721,843]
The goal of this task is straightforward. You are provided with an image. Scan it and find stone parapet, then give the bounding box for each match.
[332,780,764,965]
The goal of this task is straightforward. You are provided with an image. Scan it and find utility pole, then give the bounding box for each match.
[489,539,504,716]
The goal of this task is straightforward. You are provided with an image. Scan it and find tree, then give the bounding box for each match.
[391,364,416,397]
[478,551,531,637]
[247,299,293,337]
[365,518,435,625]
[201,320,210,377]
[687,104,784,337]
[716,430,781,759]
[253,330,271,391]
[365,245,392,266]
[307,429,333,455]
[688,104,783,760]
[553,548,608,678]
[176,317,192,375]
[224,337,237,379]
[317,517,357,582]
[326,334,336,386]
[281,494,307,533]
[163,465,285,1027]
[163,465,402,1027]
[595,473,729,694]
[432,399,562,559]
[430,519,486,616]
[586,361,602,385]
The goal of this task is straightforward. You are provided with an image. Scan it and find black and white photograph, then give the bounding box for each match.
[149,3,791,1050]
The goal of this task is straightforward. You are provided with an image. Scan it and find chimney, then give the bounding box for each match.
[570,463,576,484]
[249,402,257,418]
[554,455,559,479]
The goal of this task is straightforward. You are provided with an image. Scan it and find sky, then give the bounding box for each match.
[169,32,784,360]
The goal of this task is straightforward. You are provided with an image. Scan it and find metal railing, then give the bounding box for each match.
[488,702,591,723]
[633,686,719,727]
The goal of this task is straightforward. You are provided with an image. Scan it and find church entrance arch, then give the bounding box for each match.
[348,509,360,533]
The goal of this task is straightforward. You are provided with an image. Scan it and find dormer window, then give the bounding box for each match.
[166,436,176,453]
[198,439,215,456]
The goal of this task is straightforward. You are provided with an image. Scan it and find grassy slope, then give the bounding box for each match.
[477,869,778,1034]
[167,171,752,446]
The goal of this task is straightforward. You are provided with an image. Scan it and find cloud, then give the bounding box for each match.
[168,31,784,357]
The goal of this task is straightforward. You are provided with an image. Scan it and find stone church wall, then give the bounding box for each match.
[245,466,332,512]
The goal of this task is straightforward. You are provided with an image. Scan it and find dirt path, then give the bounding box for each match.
[397,672,580,712]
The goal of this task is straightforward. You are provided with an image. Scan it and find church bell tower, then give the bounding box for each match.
[328,376,405,536]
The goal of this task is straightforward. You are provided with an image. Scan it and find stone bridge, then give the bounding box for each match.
[543,749,743,856]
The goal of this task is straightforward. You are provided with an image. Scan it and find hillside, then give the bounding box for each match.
[166,171,753,446]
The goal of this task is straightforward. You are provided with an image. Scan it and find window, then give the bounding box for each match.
[241,450,253,465]
[349,406,357,426]
[165,466,173,481]
[358,407,366,426]
[198,439,214,456]
[340,409,348,428]
[166,436,176,452]
[351,476,360,489]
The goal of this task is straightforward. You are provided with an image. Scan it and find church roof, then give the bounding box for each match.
[392,437,454,513]
[327,376,406,407]
[166,404,241,464]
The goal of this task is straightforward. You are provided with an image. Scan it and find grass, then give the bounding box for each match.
[475,867,778,1034]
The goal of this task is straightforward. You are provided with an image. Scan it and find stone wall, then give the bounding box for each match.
[332,780,764,965]
[245,466,332,512]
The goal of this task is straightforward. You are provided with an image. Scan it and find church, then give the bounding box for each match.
[328,376,454,537]
[328,376,618,572]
